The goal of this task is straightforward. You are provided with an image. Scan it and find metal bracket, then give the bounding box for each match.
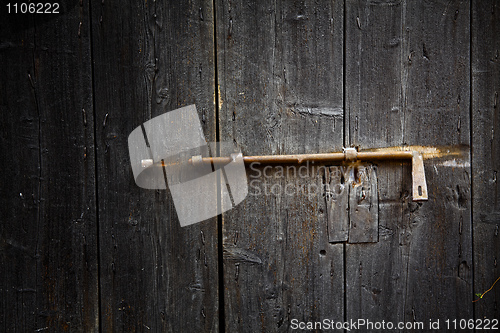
[411,152,428,201]
[343,147,358,161]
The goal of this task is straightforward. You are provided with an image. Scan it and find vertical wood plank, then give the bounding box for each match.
[1,12,40,332]
[403,0,472,322]
[472,0,500,319]
[216,0,345,330]
[345,0,407,324]
[0,2,99,331]
[91,1,218,331]
[346,0,473,324]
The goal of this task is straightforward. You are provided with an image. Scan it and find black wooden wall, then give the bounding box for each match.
[1,0,499,331]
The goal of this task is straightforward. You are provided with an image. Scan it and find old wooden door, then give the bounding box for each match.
[1,0,499,331]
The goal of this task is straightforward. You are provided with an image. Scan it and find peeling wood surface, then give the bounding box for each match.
[472,0,500,319]
[90,1,218,331]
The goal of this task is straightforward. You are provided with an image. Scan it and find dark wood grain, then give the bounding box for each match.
[346,0,472,325]
[91,1,218,331]
[216,0,345,331]
[0,2,98,331]
[1,13,39,332]
[403,0,472,322]
[472,0,500,320]
[2,1,499,330]
[345,0,408,325]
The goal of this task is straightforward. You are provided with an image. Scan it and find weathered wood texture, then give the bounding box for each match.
[91,1,218,331]
[216,0,345,331]
[403,0,472,323]
[472,0,500,319]
[348,164,378,243]
[0,2,99,332]
[346,0,472,326]
[345,1,409,325]
[2,0,500,331]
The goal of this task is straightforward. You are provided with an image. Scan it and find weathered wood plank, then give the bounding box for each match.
[472,0,500,320]
[345,0,407,325]
[403,0,472,322]
[346,0,472,325]
[0,3,99,331]
[216,0,345,331]
[91,1,218,331]
[0,12,42,333]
